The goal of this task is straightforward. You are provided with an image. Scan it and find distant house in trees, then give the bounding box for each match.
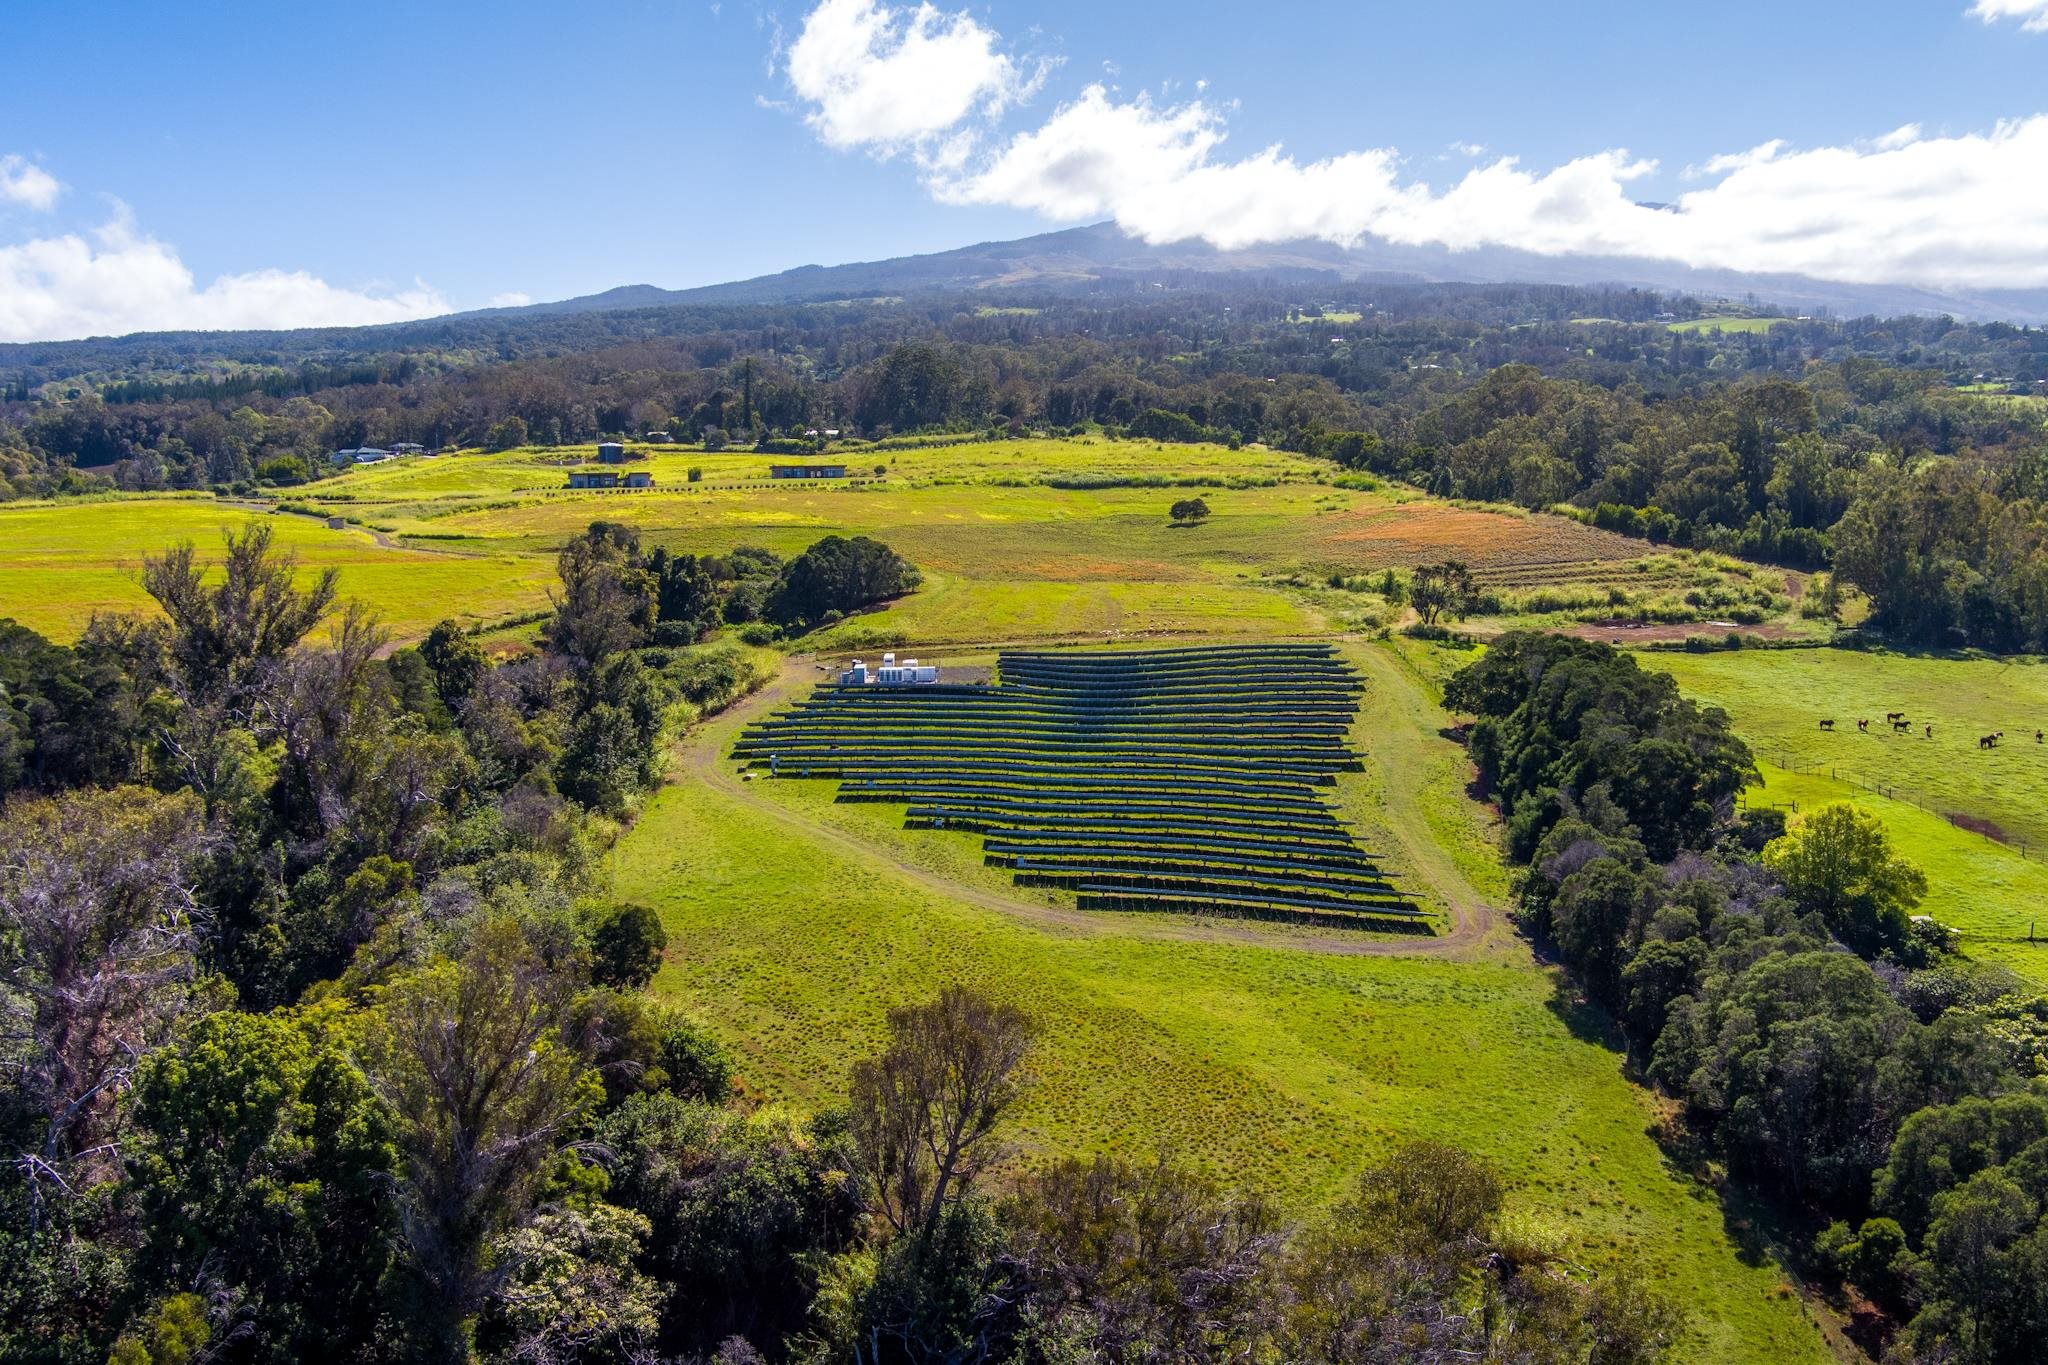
[642,431,672,443]
[329,447,393,465]
[392,442,425,455]
[597,442,626,464]
[769,463,847,479]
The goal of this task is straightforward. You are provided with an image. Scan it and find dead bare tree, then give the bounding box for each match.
[0,786,211,1221]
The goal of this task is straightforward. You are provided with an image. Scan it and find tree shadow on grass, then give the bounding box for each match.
[1541,967,1627,1051]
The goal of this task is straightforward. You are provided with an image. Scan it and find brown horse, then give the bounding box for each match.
[1819,718,1835,731]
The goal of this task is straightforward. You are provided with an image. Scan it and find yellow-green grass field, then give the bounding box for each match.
[1665,316,1791,334]
[4,439,1665,645]
[0,494,555,641]
[619,643,1831,1364]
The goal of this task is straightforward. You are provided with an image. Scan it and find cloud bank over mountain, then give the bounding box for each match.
[781,0,2048,291]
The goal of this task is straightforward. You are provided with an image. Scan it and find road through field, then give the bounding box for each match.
[679,645,1504,961]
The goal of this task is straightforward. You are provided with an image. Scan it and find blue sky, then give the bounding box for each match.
[3,0,2046,340]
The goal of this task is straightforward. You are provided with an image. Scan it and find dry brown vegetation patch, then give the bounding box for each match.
[1317,504,1639,570]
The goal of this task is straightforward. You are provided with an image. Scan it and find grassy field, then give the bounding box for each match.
[1666,316,1791,334]
[1745,764,2048,985]
[620,645,1830,1362]
[2,439,1692,645]
[1650,648,2048,849]
[0,494,555,640]
[1648,647,2048,986]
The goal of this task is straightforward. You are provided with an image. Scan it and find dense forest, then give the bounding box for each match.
[5,282,2046,651]
[0,527,1681,1364]
[1446,634,2048,1363]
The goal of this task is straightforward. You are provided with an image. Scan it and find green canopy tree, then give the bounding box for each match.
[1765,803,1928,956]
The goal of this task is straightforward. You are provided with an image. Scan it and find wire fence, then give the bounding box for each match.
[1743,751,2041,864]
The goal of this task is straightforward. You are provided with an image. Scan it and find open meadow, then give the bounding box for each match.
[1665,316,1792,334]
[619,645,1833,1364]
[1650,648,2048,849]
[1650,647,2048,984]
[4,438,1788,649]
[0,492,557,640]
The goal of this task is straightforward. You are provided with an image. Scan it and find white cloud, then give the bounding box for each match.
[488,291,533,308]
[0,155,63,211]
[783,0,1040,157]
[932,91,2048,288]
[0,206,449,343]
[1686,138,1785,179]
[1970,0,2048,33]
[775,1,2048,291]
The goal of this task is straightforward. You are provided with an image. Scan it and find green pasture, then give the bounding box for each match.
[618,647,1829,1363]
[0,438,1790,650]
[1665,316,1790,334]
[1650,648,2048,849]
[1748,765,2048,986]
[0,495,553,641]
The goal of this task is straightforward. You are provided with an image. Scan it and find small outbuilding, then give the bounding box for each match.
[770,463,848,480]
[566,469,621,489]
[838,652,938,686]
[624,471,655,488]
[597,442,626,464]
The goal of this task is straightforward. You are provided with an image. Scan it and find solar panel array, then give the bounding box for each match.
[732,644,1423,930]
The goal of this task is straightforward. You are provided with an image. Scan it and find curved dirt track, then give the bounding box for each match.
[680,647,1504,961]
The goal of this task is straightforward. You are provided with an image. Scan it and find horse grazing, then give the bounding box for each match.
[1819,718,1835,731]
[1886,711,1906,723]
[1893,719,1913,732]
[1926,724,1934,739]
[1857,719,1870,733]
[1981,734,1999,749]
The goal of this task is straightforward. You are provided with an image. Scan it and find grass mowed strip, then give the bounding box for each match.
[734,644,1420,931]
[1650,648,2048,849]
[624,690,1830,1363]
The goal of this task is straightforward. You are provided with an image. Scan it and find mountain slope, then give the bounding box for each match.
[486,222,2048,324]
